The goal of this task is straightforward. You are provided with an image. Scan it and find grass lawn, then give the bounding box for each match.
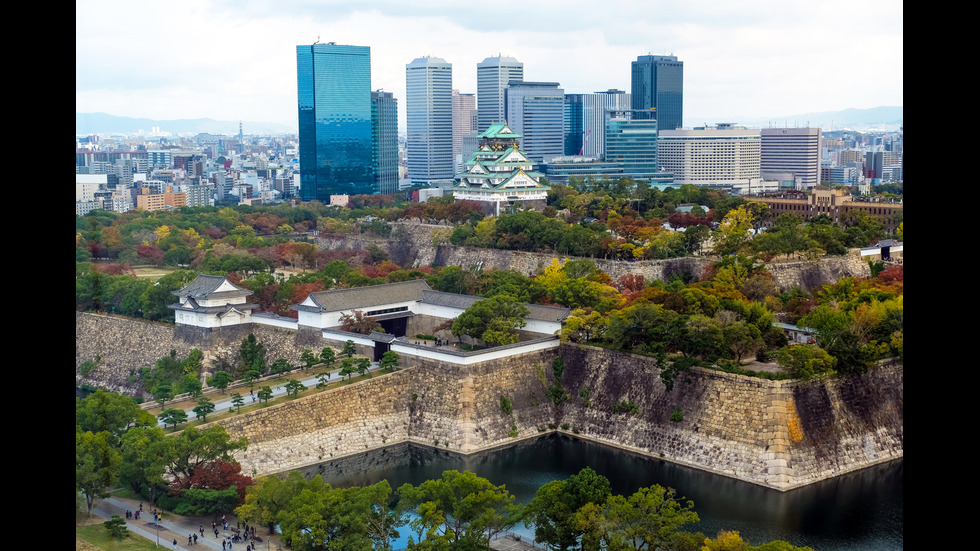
[76,519,160,551]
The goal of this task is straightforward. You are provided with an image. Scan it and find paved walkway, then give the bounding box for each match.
[91,495,282,550]
[154,362,387,428]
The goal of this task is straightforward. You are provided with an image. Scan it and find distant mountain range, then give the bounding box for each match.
[76,106,903,137]
[699,106,903,132]
[75,113,294,137]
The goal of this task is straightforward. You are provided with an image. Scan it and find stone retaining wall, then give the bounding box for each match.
[76,314,902,490]
[318,221,871,291]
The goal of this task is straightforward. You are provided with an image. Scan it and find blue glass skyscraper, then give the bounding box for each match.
[631,55,684,130]
[297,43,374,200]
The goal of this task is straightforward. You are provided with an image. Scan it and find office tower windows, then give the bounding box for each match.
[564,89,631,157]
[297,43,374,200]
[631,55,684,130]
[453,90,477,174]
[605,109,659,175]
[406,57,454,185]
[504,81,564,163]
[371,90,398,195]
[761,128,822,189]
[477,56,523,133]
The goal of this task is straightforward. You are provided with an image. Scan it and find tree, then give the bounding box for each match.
[340,310,383,334]
[316,372,331,389]
[603,485,700,550]
[119,425,169,504]
[300,348,319,370]
[76,430,121,515]
[103,515,127,538]
[257,386,274,404]
[524,467,611,551]
[723,321,763,365]
[380,350,400,372]
[209,370,234,391]
[355,357,371,377]
[152,381,174,408]
[320,346,337,366]
[159,408,188,431]
[285,379,307,397]
[193,397,216,422]
[270,357,293,376]
[230,393,245,413]
[239,333,266,376]
[451,295,529,347]
[76,390,151,441]
[398,470,520,549]
[775,345,836,378]
[342,340,357,359]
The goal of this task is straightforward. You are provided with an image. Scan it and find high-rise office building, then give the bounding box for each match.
[760,128,822,189]
[371,90,399,195]
[564,89,631,157]
[406,56,454,185]
[452,90,477,173]
[477,56,523,132]
[297,43,374,200]
[631,55,684,130]
[504,81,564,163]
[604,109,665,181]
[658,124,761,187]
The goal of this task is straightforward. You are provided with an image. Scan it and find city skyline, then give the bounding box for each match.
[76,0,903,132]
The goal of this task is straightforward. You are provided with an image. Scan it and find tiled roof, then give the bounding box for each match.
[172,274,253,299]
[420,290,570,322]
[298,279,432,313]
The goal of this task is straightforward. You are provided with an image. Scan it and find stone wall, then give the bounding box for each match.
[76,312,323,396]
[76,314,902,490]
[556,345,903,490]
[217,348,560,476]
[319,221,870,291]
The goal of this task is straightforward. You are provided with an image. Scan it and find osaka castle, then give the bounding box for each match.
[453,122,549,215]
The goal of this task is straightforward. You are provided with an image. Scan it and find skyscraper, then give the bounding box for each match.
[452,90,477,173]
[631,55,684,130]
[761,128,822,189]
[371,90,398,195]
[297,43,375,200]
[477,56,523,133]
[564,89,631,157]
[504,81,564,163]
[406,57,454,185]
[604,109,662,178]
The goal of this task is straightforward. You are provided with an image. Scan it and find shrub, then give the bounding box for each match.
[613,400,639,415]
[499,395,513,415]
[670,408,684,422]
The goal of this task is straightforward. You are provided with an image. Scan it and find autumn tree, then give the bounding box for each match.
[339,310,383,334]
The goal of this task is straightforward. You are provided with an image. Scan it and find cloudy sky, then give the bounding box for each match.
[76,0,902,131]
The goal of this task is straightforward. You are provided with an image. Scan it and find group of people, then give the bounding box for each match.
[121,502,265,550]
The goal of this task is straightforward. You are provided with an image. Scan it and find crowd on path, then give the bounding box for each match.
[91,495,280,550]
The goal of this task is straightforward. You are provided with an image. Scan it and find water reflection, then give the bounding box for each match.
[292,434,902,550]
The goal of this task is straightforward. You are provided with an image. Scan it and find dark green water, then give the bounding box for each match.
[296,434,903,550]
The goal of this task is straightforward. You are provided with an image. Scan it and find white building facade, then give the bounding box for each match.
[658,125,761,187]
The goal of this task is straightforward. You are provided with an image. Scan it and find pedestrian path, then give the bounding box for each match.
[156,362,385,428]
[91,495,279,550]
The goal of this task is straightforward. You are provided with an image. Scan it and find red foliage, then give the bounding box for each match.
[288,282,325,306]
[616,274,645,293]
[92,263,135,276]
[170,460,253,503]
[137,245,164,266]
[876,264,903,284]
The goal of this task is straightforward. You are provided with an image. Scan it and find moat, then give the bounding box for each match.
[295,434,903,551]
